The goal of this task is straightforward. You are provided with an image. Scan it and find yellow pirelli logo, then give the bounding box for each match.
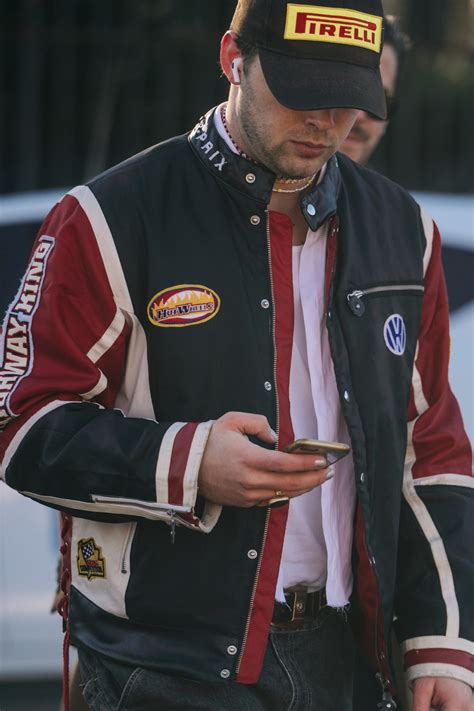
[284,4,383,53]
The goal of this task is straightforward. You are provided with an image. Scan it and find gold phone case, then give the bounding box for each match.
[285,439,350,464]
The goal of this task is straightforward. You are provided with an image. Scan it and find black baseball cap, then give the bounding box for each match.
[231,0,387,119]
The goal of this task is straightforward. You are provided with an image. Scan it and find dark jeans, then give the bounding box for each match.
[78,607,354,710]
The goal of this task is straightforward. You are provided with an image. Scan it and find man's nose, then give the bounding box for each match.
[304,109,337,130]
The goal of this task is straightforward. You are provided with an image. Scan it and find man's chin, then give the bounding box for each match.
[274,155,329,180]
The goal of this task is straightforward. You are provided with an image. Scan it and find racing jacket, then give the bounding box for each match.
[0,107,472,700]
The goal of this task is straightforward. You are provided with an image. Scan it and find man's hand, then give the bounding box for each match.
[413,677,473,710]
[198,412,331,507]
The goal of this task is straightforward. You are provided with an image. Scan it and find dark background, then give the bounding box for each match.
[1,0,473,195]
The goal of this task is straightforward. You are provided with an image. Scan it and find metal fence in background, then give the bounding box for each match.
[1,0,473,195]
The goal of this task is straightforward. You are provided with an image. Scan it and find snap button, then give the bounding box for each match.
[247,549,258,560]
[250,215,261,226]
[245,173,256,184]
[261,299,270,309]
[343,390,350,402]
[227,645,238,656]
[264,381,272,391]
[360,473,365,483]
[220,668,231,679]
[306,204,316,216]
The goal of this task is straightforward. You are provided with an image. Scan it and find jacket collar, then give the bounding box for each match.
[188,107,341,232]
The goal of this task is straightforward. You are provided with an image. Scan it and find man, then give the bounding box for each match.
[0,1,472,710]
[341,15,409,165]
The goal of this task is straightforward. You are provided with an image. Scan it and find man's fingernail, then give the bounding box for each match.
[270,429,278,440]
[325,468,334,480]
[314,458,326,468]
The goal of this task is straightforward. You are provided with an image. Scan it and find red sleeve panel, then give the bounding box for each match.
[397,216,474,689]
[409,223,472,478]
[0,194,127,449]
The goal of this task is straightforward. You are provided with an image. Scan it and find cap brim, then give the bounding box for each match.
[259,47,387,120]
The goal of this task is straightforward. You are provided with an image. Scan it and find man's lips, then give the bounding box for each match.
[290,140,329,157]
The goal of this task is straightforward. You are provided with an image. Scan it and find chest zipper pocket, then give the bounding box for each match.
[347,284,424,317]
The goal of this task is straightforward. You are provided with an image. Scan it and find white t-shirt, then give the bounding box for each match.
[275,229,356,608]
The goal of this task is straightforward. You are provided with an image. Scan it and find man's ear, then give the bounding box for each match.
[220,31,243,85]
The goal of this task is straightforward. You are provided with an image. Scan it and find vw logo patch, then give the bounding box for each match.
[384,314,406,356]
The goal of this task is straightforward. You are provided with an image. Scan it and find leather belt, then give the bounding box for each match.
[271,586,328,630]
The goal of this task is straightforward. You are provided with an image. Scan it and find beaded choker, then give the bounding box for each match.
[220,106,253,162]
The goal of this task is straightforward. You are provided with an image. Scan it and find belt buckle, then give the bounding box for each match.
[270,586,327,631]
[289,586,308,623]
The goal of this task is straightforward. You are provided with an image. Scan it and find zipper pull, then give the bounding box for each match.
[377,691,397,710]
[347,289,365,317]
[376,673,397,710]
[169,514,176,544]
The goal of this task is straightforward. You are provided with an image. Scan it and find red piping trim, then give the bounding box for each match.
[236,211,294,683]
[353,501,394,690]
[324,215,338,313]
[236,505,290,683]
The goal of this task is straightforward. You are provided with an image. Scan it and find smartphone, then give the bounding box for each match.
[285,438,350,465]
[264,439,351,508]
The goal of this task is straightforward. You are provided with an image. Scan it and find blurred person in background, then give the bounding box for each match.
[340,15,410,166]
[0,1,472,710]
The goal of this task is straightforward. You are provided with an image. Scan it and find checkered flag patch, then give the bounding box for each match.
[81,540,95,559]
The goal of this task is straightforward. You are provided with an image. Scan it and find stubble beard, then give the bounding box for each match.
[238,87,324,180]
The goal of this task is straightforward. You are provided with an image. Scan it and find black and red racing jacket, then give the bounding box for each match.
[0,108,472,699]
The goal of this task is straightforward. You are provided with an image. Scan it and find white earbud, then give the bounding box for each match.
[231,58,242,84]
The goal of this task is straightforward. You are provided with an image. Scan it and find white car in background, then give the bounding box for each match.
[0,189,472,680]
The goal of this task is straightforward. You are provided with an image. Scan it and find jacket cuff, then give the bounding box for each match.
[155,420,221,532]
[402,637,474,689]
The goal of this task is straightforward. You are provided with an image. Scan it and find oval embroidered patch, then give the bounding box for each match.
[147,284,221,328]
